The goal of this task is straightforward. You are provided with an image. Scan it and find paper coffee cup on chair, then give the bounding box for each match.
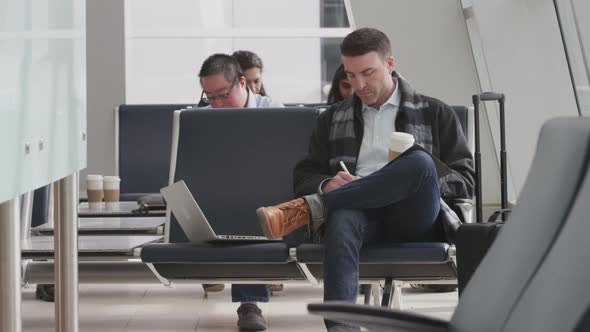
[86,175,104,209]
[103,176,121,210]
[389,132,415,161]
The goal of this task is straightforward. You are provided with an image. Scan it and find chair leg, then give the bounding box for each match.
[372,284,381,306]
[381,278,394,307]
[363,285,372,304]
[391,280,403,310]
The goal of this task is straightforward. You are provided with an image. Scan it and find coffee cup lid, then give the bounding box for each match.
[389,132,415,153]
[103,176,120,182]
[86,174,103,181]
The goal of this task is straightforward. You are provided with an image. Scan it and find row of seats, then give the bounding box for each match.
[139,106,468,306]
[24,103,469,308]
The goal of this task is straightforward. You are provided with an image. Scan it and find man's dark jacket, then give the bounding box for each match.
[293,72,475,235]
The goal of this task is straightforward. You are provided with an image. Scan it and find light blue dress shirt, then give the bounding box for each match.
[204,88,284,109]
[245,89,284,108]
[355,80,401,177]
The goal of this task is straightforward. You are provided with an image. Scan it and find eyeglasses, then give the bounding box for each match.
[200,77,239,104]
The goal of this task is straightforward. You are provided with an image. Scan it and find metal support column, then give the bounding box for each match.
[54,174,79,332]
[0,198,21,332]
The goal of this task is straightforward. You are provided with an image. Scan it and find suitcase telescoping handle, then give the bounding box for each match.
[472,92,507,224]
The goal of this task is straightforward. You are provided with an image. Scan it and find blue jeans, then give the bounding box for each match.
[232,284,269,303]
[320,151,441,307]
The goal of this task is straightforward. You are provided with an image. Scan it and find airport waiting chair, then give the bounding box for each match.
[285,102,330,108]
[19,185,51,241]
[141,106,470,305]
[141,108,319,284]
[31,185,51,227]
[309,117,590,331]
[116,102,467,218]
[117,104,192,201]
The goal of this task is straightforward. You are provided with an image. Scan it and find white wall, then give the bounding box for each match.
[468,0,579,200]
[349,0,479,106]
[82,0,126,190]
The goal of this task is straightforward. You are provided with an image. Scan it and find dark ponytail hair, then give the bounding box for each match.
[232,50,267,96]
[327,64,348,104]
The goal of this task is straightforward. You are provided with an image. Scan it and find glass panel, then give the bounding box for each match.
[1,0,79,31]
[125,0,350,32]
[233,38,322,103]
[555,0,590,115]
[320,0,350,28]
[124,0,351,104]
[233,0,320,28]
[126,38,232,103]
[125,0,232,34]
[0,0,86,203]
[321,37,344,101]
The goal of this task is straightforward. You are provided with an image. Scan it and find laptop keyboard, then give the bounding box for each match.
[217,235,268,240]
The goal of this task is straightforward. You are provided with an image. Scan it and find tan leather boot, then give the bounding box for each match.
[256,198,310,239]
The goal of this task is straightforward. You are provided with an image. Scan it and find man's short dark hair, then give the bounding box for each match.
[199,53,243,83]
[340,28,391,58]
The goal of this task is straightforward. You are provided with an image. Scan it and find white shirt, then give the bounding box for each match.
[355,80,401,177]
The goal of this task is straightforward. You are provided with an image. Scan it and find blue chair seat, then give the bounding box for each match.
[141,242,290,263]
[296,243,456,280]
[140,242,306,280]
[296,242,451,264]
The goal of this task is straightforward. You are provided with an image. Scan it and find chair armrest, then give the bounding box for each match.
[449,198,473,224]
[308,302,449,331]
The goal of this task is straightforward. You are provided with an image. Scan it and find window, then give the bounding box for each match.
[124,0,352,104]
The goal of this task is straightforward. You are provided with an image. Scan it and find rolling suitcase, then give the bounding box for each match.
[456,92,511,295]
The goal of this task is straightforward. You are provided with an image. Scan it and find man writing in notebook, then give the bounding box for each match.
[199,53,283,331]
[256,28,474,331]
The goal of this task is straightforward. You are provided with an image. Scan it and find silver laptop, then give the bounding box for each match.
[161,180,273,243]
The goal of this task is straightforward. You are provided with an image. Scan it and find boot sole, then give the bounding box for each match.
[256,208,278,239]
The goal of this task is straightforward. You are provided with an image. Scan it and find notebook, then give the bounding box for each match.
[399,144,453,178]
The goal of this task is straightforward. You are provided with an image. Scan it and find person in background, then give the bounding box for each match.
[202,50,284,296]
[233,50,267,96]
[199,53,283,331]
[327,64,353,104]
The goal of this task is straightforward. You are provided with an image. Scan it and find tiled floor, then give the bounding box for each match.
[22,283,458,331]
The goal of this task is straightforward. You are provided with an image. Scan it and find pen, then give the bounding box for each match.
[339,161,350,175]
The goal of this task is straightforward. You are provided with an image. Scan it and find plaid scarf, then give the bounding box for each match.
[328,71,434,174]
[321,71,467,243]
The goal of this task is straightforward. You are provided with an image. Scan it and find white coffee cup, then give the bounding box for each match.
[86,175,104,209]
[103,176,121,210]
[388,132,415,161]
